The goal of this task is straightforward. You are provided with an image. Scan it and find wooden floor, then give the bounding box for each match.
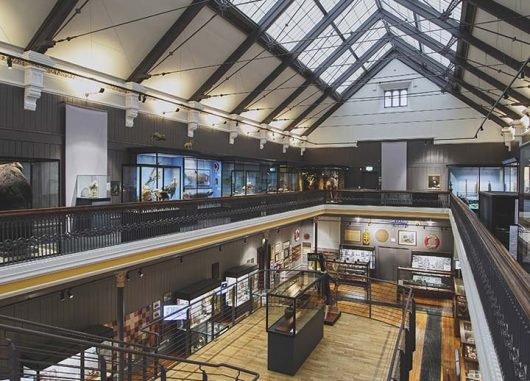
[169,308,398,381]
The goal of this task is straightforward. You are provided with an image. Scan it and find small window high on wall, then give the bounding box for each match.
[384,89,408,108]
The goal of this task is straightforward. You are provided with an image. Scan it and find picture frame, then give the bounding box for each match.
[427,175,441,190]
[283,248,290,259]
[111,181,121,196]
[282,241,290,250]
[274,242,282,255]
[344,228,362,242]
[398,230,417,246]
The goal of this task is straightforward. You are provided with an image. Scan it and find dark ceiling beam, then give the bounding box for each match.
[454,0,475,81]
[285,37,391,132]
[230,0,355,115]
[26,0,80,53]
[392,38,520,120]
[397,52,509,128]
[465,0,530,35]
[127,0,207,83]
[382,10,530,105]
[261,12,381,124]
[302,50,399,137]
[392,0,530,77]
[189,0,294,101]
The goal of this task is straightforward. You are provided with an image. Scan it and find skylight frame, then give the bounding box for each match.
[231,0,280,24]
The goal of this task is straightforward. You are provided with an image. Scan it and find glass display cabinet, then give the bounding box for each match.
[223,264,259,319]
[75,175,110,206]
[266,272,325,375]
[325,259,369,289]
[122,165,181,203]
[339,245,376,270]
[397,267,454,300]
[411,251,452,272]
[278,166,300,193]
[166,279,224,355]
[301,166,347,191]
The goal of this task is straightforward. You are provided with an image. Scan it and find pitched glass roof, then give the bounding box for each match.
[298,25,342,70]
[354,21,387,58]
[320,50,357,84]
[231,0,279,24]
[333,0,378,35]
[421,0,461,20]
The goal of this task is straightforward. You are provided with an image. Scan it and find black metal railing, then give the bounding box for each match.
[450,194,530,381]
[0,190,448,266]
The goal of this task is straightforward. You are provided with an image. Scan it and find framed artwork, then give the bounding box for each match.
[282,241,290,250]
[274,242,282,254]
[398,230,417,246]
[152,300,161,310]
[153,310,161,319]
[294,228,300,242]
[428,175,441,190]
[111,181,121,196]
[344,228,361,242]
[274,252,279,262]
[283,248,290,259]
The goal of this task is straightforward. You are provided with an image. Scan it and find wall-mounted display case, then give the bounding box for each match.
[339,246,376,270]
[411,251,452,272]
[183,157,221,199]
[266,272,325,375]
[122,164,181,203]
[301,166,347,191]
[278,166,300,193]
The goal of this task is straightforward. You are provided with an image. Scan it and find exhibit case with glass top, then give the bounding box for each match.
[397,267,454,299]
[266,272,325,375]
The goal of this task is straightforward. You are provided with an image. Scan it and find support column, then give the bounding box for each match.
[262,231,270,290]
[314,218,318,254]
[116,272,127,381]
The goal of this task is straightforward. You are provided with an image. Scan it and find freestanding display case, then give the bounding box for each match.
[397,267,454,300]
[75,175,111,206]
[266,272,324,375]
[223,264,259,319]
[165,279,225,355]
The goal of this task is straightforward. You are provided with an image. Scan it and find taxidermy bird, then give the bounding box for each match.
[184,140,193,150]
[151,132,166,142]
[0,162,32,210]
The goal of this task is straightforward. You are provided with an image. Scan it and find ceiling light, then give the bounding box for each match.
[59,291,65,301]
[138,269,144,278]
[67,289,74,299]
[7,57,13,69]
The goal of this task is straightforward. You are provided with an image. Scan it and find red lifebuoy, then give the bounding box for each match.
[424,234,440,249]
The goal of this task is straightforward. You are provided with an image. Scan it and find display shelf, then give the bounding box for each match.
[459,320,475,345]
[453,277,469,337]
[339,245,375,270]
[325,259,369,287]
[458,320,481,381]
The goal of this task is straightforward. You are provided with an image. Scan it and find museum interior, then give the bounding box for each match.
[0,0,529,381]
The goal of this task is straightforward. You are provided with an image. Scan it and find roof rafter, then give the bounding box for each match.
[465,0,530,35]
[189,0,294,101]
[381,9,530,106]
[392,0,530,77]
[26,0,80,53]
[392,37,520,120]
[126,0,207,83]
[230,0,356,115]
[396,47,509,128]
[285,36,392,132]
[302,49,399,137]
[261,11,382,124]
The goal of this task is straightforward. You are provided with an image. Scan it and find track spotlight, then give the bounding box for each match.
[7,57,13,69]
[522,72,525,79]
[219,245,222,252]
[98,88,105,94]
[138,269,144,278]
[503,94,509,100]
[126,272,130,281]
[84,88,105,98]
[138,94,142,101]
[480,126,484,131]
[67,289,74,299]
[175,108,180,112]
[142,95,147,103]
[59,290,65,301]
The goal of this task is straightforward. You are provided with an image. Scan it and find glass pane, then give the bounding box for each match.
[392,90,399,107]
[337,67,364,94]
[390,26,419,50]
[319,50,356,85]
[122,165,140,203]
[364,42,392,70]
[298,25,342,71]
[479,167,503,192]
[381,0,415,21]
[422,45,451,67]
[400,89,408,106]
[334,0,378,35]
[418,17,453,46]
[354,21,387,58]
[504,166,518,192]
[231,0,280,23]
[420,0,461,21]
[384,90,392,107]
[266,0,324,51]
[449,167,480,199]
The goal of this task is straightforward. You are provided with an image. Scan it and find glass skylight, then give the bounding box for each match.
[417,17,454,48]
[231,0,279,24]
[336,67,365,94]
[390,26,419,50]
[266,0,324,51]
[334,0,378,35]
[423,45,451,67]
[364,42,393,70]
[320,50,357,85]
[420,0,462,21]
[354,21,387,58]
[381,0,415,21]
[319,0,341,12]
[298,25,342,71]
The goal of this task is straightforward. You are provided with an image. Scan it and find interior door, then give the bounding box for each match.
[376,247,411,281]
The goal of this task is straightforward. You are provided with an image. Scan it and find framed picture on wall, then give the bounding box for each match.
[274,242,282,255]
[428,175,441,190]
[398,230,417,246]
[282,241,290,250]
[344,228,362,242]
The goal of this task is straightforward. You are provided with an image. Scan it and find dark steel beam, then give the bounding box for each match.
[382,9,530,105]
[397,53,509,128]
[393,38,520,120]
[392,0,530,77]
[230,0,354,114]
[261,12,381,124]
[26,0,80,53]
[127,0,207,82]
[466,0,530,35]
[302,50,399,136]
[189,0,294,101]
[284,37,391,132]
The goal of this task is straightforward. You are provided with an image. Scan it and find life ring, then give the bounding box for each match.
[424,234,440,249]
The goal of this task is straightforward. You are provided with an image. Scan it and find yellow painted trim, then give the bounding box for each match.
[0,208,448,298]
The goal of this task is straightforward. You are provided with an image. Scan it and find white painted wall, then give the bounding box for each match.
[310,59,504,144]
[317,218,341,250]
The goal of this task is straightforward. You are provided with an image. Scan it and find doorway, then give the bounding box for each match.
[376,247,411,281]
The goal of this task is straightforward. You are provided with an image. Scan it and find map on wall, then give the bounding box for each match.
[412,254,451,271]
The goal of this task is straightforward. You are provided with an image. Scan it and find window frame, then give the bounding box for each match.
[384,88,408,108]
